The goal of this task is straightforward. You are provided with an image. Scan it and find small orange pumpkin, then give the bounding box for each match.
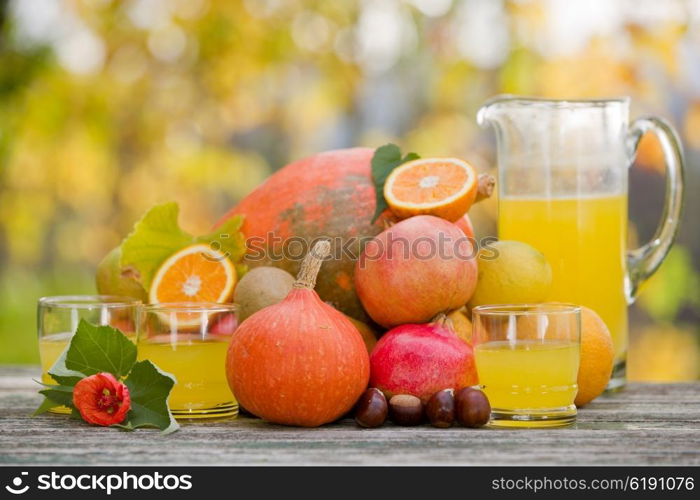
[226,241,370,427]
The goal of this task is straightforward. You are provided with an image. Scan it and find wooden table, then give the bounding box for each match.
[1,365,698,466]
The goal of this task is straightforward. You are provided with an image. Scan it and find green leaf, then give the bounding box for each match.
[33,395,64,416]
[33,384,75,415]
[47,347,85,387]
[120,202,248,290]
[370,144,420,222]
[39,386,74,406]
[196,215,247,269]
[65,319,137,379]
[120,202,193,290]
[235,262,248,279]
[123,360,179,434]
[112,421,164,432]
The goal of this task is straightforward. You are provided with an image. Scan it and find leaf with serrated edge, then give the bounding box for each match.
[33,385,75,415]
[371,144,420,222]
[120,203,247,290]
[33,396,64,416]
[120,202,193,290]
[65,320,136,379]
[122,360,179,434]
[47,347,85,387]
[197,215,247,267]
[39,386,74,406]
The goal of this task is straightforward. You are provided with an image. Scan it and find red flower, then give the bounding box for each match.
[73,373,131,426]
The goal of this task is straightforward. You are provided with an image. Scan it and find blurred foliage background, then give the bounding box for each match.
[0,0,698,381]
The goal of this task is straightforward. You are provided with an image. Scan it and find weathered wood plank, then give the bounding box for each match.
[1,366,698,466]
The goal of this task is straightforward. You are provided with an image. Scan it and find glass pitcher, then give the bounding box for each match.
[477,96,684,390]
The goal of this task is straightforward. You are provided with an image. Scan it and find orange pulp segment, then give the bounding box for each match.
[384,158,478,222]
[149,243,236,304]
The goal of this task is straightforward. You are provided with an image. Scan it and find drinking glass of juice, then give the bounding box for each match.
[37,295,141,413]
[137,303,238,419]
[472,303,581,428]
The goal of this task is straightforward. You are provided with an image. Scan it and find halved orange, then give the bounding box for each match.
[149,243,236,304]
[384,158,478,222]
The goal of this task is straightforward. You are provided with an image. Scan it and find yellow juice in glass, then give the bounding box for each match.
[137,334,236,418]
[39,333,74,413]
[499,195,627,359]
[475,340,580,411]
[39,332,73,386]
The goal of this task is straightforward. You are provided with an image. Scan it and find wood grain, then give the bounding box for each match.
[1,365,698,465]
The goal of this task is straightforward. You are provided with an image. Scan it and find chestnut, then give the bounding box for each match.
[455,387,491,428]
[354,388,388,428]
[389,394,424,426]
[426,389,455,428]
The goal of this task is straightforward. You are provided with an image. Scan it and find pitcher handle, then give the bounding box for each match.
[625,116,685,304]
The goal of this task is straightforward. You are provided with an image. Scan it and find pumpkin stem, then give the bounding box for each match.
[294,240,332,290]
[475,173,496,203]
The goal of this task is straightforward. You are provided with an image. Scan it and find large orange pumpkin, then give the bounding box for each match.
[216,147,474,323]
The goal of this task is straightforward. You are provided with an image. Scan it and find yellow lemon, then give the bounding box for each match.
[468,240,552,308]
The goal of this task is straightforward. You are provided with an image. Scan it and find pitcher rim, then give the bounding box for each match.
[480,94,630,109]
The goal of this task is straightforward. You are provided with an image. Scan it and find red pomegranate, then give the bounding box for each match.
[370,316,478,403]
[354,215,479,328]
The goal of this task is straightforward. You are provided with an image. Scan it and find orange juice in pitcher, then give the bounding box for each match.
[499,194,627,359]
[478,96,684,390]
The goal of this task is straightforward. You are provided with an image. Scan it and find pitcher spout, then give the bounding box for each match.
[476,94,515,128]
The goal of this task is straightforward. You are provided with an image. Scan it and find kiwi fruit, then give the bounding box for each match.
[234,266,295,321]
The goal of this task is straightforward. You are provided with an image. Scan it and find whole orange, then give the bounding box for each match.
[575,307,614,407]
